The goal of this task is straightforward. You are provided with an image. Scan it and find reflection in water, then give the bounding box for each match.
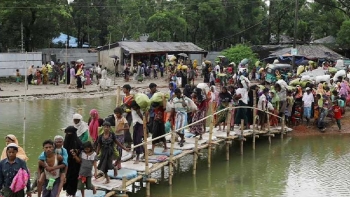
[1,98,350,197]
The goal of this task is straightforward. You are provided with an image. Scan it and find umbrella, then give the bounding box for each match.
[178,53,188,58]
[217,55,225,58]
[109,55,119,59]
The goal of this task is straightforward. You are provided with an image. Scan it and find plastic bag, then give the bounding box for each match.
[134,93,151,111]
[165,101,173,112]
[297,65,305,76]
[186,97,198,112]
[165,121,171,133]
[10,168,29,193]
[150,92,170,104]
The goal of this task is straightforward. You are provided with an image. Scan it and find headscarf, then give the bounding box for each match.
[169,82,177,98]
[88,109,99,142]
[1,134,28,161]
[73,113,89,137]
[183,84,192,98]
[63,126,82,154]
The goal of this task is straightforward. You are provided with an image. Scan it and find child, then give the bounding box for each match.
[130,101,144,164]
[71,141,97,197]
[15,69,21,83]
[114,107,129,169]
[150,101,168,155]
[333,100,342,131]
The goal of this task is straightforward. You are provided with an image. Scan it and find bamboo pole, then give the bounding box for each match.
[122,176,127,195]
[267,110,271,144]
[169,130,175,185]
[142,115,150,196]
[281,116,285,139]
[193,137,198,175]
[252,90,257,150]
[208,103,214,168]
[240,119,244,155]
[161,166,165,182]
[78,107,83,115]
[116,86,121,107]
[226,106,232,161]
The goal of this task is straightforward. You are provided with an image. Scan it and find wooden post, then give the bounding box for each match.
[240,119,244,155]
[193,137,198,175]
[122,176,127,195]
[253,91,257,150]
[161,166,165,182]
[169,130,175,185]
[208,105,214,168]
[226,106,232,161]
[267,110,271,144]
[281,115,285,139]
[116,85,121,107]
[142,115,150,196]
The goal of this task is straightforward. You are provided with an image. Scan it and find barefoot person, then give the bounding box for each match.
[96,121,130,184]
[41,140,64,197]
[114,107,129,169]
[130,101,145,164]
[37,136,68,197]
[71,141,97,197]
[150,101,168,155]
[63,126,82,197]
[0,143,31,197]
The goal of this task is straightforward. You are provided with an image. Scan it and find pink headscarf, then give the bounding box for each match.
[89,109,99,142]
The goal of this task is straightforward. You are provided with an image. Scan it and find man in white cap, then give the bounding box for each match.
[302,87,314,127]
[0,143,31,196]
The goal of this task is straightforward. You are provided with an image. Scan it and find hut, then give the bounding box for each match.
[97,42,207,71]
[270,45,342,60]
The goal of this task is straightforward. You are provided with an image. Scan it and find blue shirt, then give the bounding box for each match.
[0,157,31,191]
[38,147,68,166]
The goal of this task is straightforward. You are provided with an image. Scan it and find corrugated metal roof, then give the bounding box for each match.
[118,42,207,54]
[270,45,342,59]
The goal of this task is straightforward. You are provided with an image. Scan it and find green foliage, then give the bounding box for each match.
[221,45,258,68]
[337,20,350,47]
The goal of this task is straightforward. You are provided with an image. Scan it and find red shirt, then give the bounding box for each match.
[333,106,342,119]
[154,107,166,123]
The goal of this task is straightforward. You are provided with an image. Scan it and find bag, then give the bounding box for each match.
[150,92,170,105]
[165,101,173,112]
[134,93,151,111]
[185,97,198,112]
[10,168,29,193]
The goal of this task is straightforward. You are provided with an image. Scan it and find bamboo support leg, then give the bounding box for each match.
[193,137,198,175]
[226,107,232,161]
[252,90,257,150]
[169,131,175,185]
[266,111,271,144]
[281,116,285,139]
[122,176,127,195]
[142,116,150,196]
[116,85,121,107]
[161,166,165,181]
[208,105,214,168]
[240,119,244,155]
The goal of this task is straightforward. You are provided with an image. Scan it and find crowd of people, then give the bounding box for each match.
[0,55,349,197]
[23,60,109,91]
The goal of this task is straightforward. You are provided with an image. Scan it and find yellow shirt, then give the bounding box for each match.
[115,116,128,135]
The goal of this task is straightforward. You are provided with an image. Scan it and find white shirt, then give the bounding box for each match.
[215,65,220,74]
[302,92,314,107]
[258,94,267,110]
[235,88,248,104]
[101,69,107,79]
[96,67,101,74]
[131,109,144,125]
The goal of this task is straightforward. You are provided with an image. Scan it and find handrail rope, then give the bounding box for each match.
[132,105,284,149]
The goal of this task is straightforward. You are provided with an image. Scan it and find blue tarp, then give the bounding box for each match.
[52,33,89,48]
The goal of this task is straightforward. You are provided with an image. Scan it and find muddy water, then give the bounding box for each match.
[1,97,350,197]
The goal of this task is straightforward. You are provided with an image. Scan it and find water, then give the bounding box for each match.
[1,97,350,197]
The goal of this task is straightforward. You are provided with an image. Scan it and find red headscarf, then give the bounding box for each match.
[89,109,99,141]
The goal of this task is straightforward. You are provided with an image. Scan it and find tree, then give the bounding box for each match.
[221,44,258,68]
[337,20,350,47]
[147,11,187,42]
[0,0,71,51]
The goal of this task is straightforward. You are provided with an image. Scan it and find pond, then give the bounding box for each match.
[1,96,350,197]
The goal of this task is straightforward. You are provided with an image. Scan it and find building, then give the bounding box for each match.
[97,42,207,71]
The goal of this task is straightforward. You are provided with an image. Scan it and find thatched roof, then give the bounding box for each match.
[270,45,342,59]
[312,36,336,44]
